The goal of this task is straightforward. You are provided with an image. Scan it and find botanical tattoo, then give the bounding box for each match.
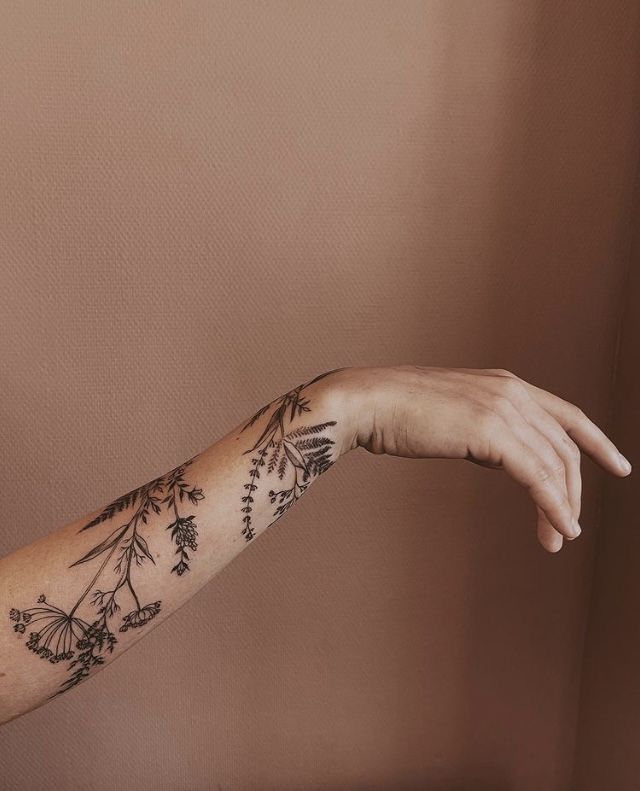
[9,455,204,697]
[238,368,344,541]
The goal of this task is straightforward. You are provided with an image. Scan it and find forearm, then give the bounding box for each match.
[1,364,629,725]
[0,368,354,724]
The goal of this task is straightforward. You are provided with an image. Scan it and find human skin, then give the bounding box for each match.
[0,365,631,724]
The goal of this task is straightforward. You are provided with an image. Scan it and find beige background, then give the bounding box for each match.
[0,2,638,789]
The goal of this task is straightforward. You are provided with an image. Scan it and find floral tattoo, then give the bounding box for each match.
[238,369,343,541]
[8,455,204,697]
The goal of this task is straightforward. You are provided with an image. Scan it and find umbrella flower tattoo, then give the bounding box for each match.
[8,455,205,697]
[238,369,342,541]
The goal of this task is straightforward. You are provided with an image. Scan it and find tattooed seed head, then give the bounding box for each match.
[37,594,46,603]
[173,560,189,576]
[119,601,162,632]
[9,609,20,622]
[171,517,198,550]
[19,597,90,663]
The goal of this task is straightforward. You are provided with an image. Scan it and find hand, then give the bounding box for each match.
[330,365,632,552]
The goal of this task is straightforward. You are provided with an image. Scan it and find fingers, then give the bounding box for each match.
[428,366,630,551]
[502,432,579,541]
[480,374,582,551]
[525,399,583,521]
[476,410,579,542]
[532,388,630,476]
[525,399,582,552]
[488,400,582,546]
[537,515,564,553]
[487,370,631,477]
[473,367,628,551]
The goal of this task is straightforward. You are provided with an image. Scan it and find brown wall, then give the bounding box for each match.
[572,186,640,788]
[0,3,638,789]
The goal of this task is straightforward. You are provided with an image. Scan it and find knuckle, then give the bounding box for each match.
[531,460,564,493]
[564,401,588,425]
[569,403,587,422]
[489,368,515,378]
[562,436,581,462]
[487,393,512,413]
[533,464,555,485]
[499,376,527,401]
[540,447,566,478]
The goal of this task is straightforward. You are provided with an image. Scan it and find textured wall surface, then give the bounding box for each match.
[572,192,640,789]
[0,2,638,789]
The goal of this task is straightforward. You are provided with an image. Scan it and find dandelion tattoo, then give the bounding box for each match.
[238,369,343,541]
[8,455,204,697]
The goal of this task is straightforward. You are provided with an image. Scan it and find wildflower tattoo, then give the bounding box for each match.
[8,455,205,697]
[238,369,343,541]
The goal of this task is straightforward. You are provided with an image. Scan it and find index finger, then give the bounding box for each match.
[526,384,631,477]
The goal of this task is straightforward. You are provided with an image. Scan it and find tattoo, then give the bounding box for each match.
[8,455,204,697]
[238,369,344,540]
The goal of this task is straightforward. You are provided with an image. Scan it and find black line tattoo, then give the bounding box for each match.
[8,455,204,697]
[238,369,345,541]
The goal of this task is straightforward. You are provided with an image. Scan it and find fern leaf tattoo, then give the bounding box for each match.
[238,370,344,541]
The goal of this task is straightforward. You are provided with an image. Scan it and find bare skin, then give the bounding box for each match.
[336,366,631,552]
[0,365,631,724]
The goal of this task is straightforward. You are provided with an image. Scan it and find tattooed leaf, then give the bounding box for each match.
[134,534,155,564]
[302,367,347,389]
[246,410,284,454]
[267,441,282,473]
[241,401,273,431]
[79,488,142,532]
[186,487,204,505]
[295,437,334,450]
[282,440,308,472]
[69,525,129,567]
[277,453,288,479]
[286,421,337,439]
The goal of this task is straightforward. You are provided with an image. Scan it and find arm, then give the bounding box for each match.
[0,365,631,724]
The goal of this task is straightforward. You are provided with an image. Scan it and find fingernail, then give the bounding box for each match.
[570,518,581,537]
[618,453,632,474]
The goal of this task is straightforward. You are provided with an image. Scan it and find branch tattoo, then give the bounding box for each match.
[238,369,342,541]
[8,456,204,697]
[7,368,342,697]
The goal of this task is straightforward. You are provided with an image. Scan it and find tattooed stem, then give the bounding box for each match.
[69,538,122,618]
[241,447,268,540]
[127,579,141,610]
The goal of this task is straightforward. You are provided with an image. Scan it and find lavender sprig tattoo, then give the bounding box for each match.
[238,369,343,540]
[8,455,204,697]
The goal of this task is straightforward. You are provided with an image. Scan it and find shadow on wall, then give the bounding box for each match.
[406,2,638,789]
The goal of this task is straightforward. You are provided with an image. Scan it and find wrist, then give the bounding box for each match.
[313,366,377,457]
